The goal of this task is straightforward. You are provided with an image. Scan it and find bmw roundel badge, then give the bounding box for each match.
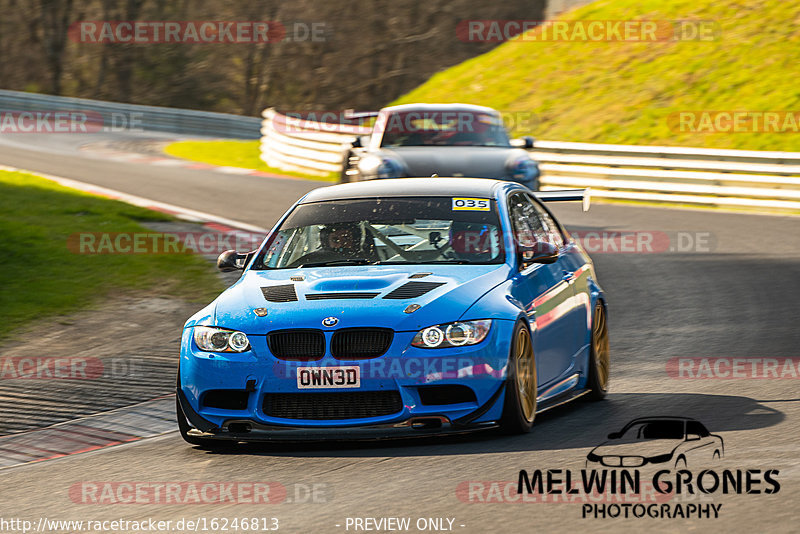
[322,316,339,327]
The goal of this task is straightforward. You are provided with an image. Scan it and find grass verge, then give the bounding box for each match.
[163,139,337,181]
[0,170,223,338]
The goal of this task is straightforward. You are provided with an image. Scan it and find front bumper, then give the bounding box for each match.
[178,320,515,439]
[177,385,504,442]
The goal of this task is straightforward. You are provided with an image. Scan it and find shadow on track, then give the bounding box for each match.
[187,392,783,458]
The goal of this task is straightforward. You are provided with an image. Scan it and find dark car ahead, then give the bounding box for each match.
[341,103,540,190]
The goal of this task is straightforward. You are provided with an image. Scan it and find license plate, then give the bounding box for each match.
[297,366,360,389]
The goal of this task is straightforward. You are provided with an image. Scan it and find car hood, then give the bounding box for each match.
[379,146,530,179]
[192,263,512,334]
[590,439,683,458]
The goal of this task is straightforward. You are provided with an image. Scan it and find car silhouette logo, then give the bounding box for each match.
[586,416,724,469]
[322,316,339,327]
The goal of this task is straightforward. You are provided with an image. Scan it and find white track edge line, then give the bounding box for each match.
[0,164,268,233]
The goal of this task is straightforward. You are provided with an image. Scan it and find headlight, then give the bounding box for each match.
[411,320,492,349]
[647,453,674,464]
[193,326,251,353]
[587,452,601,462]
[358,155,382,176]
[508,156,539,182]
[358,156,402,179]
[376,158,403,179]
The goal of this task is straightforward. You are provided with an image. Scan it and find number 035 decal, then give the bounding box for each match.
[452,198,491,211]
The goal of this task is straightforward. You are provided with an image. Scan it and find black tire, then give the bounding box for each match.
[586,301,610,401]
[339,151,357,183]
[499,322,538,434]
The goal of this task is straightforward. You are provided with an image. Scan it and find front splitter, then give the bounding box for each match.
[186,418,498,442]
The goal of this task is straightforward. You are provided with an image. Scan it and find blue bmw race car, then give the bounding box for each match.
[177,178,608,445]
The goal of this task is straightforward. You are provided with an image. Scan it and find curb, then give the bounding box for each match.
[0,396,176,469]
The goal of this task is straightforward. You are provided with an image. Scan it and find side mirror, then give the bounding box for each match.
[511,137,535,149]
[217,250,250,272]
[607,432,621,440]
[518,241,558,268]
[352,135,370,148]
[686,433,702,441]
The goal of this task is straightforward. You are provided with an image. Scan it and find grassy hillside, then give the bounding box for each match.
[0,170,222,337]
[393,0,800,151]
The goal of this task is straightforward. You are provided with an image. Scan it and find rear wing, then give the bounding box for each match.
[534,188,591,212]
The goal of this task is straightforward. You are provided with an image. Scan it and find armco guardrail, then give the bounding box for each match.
[260,108,800,211]
[0,89,260,138]
[260,108,370,175]
[532,141,800,211]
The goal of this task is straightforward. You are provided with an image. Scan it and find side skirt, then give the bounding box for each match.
[535,388,591,415]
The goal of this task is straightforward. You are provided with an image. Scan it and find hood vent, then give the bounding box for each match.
[383,281,445,300]
[261,284,298,302]
[409,272,432,279]
[306,292,379,300]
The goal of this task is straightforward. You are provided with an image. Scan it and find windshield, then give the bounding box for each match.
[379,110,510,148]
[254,197,505,269]
[620,420,684,441]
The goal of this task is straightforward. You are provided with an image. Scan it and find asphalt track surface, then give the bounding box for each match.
[1,132,799,533]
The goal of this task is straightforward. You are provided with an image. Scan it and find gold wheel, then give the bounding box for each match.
[515,327,536,422]
[592,303,610,393]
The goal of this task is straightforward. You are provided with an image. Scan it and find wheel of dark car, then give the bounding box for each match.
[675,456,687,469]
[500,321,537,434]
[339,150,357,183]
[586,301,610,401]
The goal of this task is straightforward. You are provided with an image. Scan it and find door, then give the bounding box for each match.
[526,194,589,360]
[508,193,582,387]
